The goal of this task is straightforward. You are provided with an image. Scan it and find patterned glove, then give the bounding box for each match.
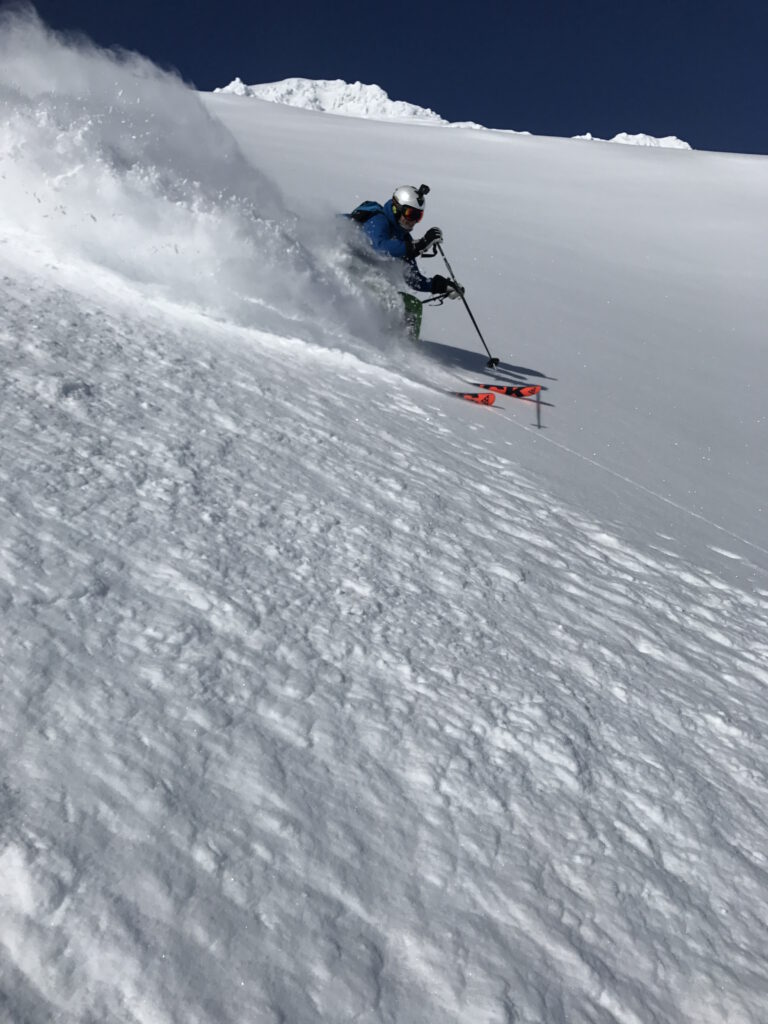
[414,227,443,255]
[445,278,464,300]
[430,275,464,298]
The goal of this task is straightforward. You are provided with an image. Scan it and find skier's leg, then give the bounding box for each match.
[400,292,423,341]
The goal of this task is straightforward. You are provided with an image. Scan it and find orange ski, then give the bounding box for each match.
[469,383,542,398]
[452,391,496,406]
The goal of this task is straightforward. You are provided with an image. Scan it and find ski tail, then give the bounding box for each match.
[451,391,496,406]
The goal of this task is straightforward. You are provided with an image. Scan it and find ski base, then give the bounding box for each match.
[451,391,496,406]
[469,383,542,398]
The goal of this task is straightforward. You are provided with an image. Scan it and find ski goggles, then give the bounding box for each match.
[400,205,424,224]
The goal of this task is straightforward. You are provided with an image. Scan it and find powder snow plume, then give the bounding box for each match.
[0,6,395,349]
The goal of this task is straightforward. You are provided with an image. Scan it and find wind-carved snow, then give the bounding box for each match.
[216,77,687,144]
[216,76,450,124]
[2,8,768,1024]
[575,131,692,149]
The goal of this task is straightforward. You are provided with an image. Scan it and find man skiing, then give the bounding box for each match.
[346,184,463,338]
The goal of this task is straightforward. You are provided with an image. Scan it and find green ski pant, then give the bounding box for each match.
[400,292,423,341]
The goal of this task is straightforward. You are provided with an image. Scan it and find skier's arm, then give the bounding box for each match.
[404,260,435,293]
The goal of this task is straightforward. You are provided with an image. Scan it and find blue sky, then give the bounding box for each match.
[25,0,768,155]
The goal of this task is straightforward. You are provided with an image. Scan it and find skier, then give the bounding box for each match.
[346,184,464,338]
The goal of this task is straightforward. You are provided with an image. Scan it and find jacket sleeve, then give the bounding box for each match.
[403,259,435,293]
[362,213,412,259]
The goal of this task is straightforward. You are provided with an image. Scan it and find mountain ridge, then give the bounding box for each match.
[215,74,691,146]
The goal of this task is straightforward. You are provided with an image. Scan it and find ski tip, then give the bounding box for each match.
[452,391,496,406]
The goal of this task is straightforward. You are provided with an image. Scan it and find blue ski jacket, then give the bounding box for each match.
[357,199,434,293]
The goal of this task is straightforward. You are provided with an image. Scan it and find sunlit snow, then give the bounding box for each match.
[1,9,767,1024]
[215,76,451,125]
[216,75,690,146]
[575,131,692,149]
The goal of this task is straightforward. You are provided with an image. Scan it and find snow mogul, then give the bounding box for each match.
[344,184,464,339]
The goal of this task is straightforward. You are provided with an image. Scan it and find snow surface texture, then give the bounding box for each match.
[2,10,768,1024]
[215,76,689,146]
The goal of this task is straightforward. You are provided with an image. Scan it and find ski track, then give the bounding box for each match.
[498,419,768,566]
[1,265,768,1024]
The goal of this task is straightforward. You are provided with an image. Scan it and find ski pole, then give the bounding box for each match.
[437,242,499,368]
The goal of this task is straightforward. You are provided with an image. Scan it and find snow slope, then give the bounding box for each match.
[2,11,768,1024]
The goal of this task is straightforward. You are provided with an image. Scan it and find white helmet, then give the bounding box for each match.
[392,183,429,224]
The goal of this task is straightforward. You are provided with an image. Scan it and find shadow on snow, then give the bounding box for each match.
[419,339,555,386]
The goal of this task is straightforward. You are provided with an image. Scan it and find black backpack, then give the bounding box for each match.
[346,200,385,223]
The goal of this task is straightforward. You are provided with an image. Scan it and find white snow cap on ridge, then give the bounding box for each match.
[216,76,689,146]
[215,76,451,124]
[575,131,692,149]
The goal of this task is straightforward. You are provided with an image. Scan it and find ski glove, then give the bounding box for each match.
[431,274,464,299]
[413,227,443,255]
